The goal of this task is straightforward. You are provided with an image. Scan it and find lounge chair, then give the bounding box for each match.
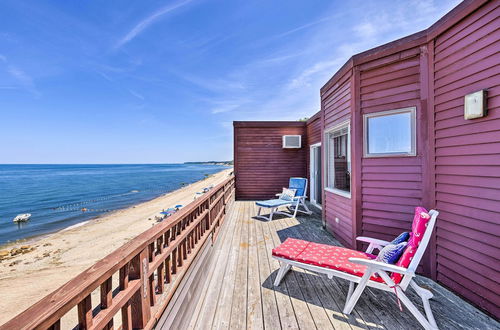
[272,208,440,330]
[255,177,312,221]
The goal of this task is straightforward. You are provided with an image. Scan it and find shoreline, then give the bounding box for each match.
[0,167,231,250]
[0,168,233,326]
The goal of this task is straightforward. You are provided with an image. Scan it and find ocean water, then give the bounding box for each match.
[0,164,228,245]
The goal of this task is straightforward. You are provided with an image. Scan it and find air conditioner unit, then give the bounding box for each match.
[282,135,302,148]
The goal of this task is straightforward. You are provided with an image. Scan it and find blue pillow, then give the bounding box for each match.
[376,242,408,264]
[391,232,410,244]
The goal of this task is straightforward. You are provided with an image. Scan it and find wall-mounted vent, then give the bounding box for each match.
[282,135,302,148]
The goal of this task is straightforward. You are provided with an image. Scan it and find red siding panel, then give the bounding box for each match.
[321,70,354,247]
[359,52,424,244]
[233,123,307,200]
[305,112,322,186]
[433,0,500,317]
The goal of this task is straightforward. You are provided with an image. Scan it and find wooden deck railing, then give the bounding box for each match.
[1,175,235,330]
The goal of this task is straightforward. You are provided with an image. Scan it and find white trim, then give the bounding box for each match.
[363,107,417,158]
[282,135,302,148]
[325,187,351,199]
[309,143,322,207]
[324,120,351,195]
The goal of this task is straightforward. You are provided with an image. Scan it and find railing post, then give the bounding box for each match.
[77,294,92,329]
[129,249,151,329]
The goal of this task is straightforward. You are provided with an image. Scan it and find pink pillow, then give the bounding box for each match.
[391,207,430,284]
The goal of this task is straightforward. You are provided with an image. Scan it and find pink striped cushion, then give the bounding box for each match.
[392,207,431,283]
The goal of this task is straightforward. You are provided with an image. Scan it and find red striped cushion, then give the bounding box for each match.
[272,238,385,283]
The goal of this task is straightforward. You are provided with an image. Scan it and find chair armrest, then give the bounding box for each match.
[356,236,391,254]
[356,236,391,246]
[348,258,414,276]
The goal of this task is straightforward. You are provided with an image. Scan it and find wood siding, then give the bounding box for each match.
[234,122,307,200]
[432,0,500,317]
[305,112,322,186]
[359,51,424,243]
[234,0,499,318]
[321,70,354,248]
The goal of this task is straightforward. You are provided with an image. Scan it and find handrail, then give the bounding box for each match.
[1,175,235,330]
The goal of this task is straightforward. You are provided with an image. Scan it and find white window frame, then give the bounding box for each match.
[363,107,417,158]
[309,142,322,209]
[324,121,351,199]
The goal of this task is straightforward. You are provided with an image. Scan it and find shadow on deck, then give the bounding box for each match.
[157,201,498,330]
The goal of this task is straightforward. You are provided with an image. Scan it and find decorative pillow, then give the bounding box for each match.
[391,232,410,244]
[376,242,407,264]
[391,207,431,283]
[280,188,296,201]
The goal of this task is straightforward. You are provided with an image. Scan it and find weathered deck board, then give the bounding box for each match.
[169,201,499,330]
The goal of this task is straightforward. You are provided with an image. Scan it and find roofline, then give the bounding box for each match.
[306,111,321,124]
[233,121,306,128]
[320,0,489,93]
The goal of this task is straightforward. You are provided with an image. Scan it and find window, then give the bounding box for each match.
[364,107,416,157]
[326,123,350,196]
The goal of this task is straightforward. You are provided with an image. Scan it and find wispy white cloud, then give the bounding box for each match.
[270,14,336,40]
[189,0,460,123]
[128,89,145,100]
[0,54,40,97]
[114,0,194,49]
[286,59,343,90]
[180,73,246,93]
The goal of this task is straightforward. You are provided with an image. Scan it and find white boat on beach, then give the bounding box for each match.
[13,213,31,222]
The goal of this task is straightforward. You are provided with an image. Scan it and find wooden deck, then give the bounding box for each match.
[165,201,498,330]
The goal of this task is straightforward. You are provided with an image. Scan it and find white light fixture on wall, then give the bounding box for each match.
[464,90,487,120]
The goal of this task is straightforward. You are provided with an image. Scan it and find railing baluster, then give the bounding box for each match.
[148,242,154,262]
[149,273,156,306]
[172,249,177,274]
[48,319,61,330]
[158,260,165,294]
[129,250,151,329]
[165,229,170,247]
[77,294,92,329]
[100,276,113,329]
[165,255,172,283]
[119,263,132,330]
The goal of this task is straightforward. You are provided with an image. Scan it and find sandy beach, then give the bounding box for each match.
[0,168,232,325]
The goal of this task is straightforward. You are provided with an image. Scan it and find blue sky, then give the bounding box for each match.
[0,0,460,163]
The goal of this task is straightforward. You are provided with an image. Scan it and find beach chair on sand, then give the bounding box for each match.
[272,208,440,330]
[255,177,312,221]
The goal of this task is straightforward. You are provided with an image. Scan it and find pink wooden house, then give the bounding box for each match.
[234,0,500,319]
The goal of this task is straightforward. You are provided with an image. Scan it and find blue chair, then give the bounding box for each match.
[255,177,312,221]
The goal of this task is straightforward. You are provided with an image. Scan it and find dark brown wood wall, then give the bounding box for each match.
[234,122,307,200]
[432,0,500,317]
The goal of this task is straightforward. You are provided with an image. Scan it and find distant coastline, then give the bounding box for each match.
[184,160,233,166]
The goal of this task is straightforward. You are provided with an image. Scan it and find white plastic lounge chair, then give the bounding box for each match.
[255,177,312,221]
[272,209,440,330]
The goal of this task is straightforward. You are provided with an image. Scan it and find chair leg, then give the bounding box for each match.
[292,201,300,218]
[410,281,438,329]
[300,198,312,214]
[391,285,438,330]
[274,262,292,286]
[257,207,262,216]
[269,208,275,221]
[347,282,355,302]
[343,270,372,314]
